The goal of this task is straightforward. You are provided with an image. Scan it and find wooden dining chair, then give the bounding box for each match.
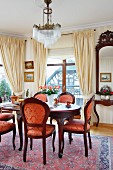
[0,110,15,123]
[0,98,15,142]
[62,95,94,157]
[50,92,81,124]
[33,91,48,102]
[0,97,15,123]
[0,121,16,149]
[21,97,56,165]
[58,92,81,118]
[57,92,75,104]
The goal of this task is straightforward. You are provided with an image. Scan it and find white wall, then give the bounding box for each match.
[24,38,35,97]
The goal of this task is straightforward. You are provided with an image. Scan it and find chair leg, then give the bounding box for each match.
[13,115,15,123]
[88,132,92,149]
[68,133,73,144]
[12,126,16,150]
[83,133,88,157]
[62,132,65,154]
[52,130,56,152]
[30,138,33,150]
[0,135,1,142]
[23,136,28,162]
[50,118,53,124]
[43,138,46,165]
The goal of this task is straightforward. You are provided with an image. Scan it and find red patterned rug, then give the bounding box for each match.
[0,132,113,170]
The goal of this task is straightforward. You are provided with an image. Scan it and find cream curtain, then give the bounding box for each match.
[0,36,25,96]
[73,30,95,100]
[32,40,48,92]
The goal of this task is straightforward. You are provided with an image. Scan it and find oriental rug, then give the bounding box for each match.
[0,133,113,170]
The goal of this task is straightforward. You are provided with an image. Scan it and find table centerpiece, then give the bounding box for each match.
[39,85,60,106]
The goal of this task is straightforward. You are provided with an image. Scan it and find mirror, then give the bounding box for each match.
[96,30,113,93]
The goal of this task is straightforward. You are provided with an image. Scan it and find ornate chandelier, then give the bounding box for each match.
[33,0,61,48]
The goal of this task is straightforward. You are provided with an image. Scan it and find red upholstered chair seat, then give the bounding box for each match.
[0,113,14,121]
[28,124,55,137]
[0,120,16,150]
[0,121,15,133]
[64,120,90,132]
[0,107,15,144]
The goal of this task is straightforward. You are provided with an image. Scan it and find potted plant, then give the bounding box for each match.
[39,86,60,105]
[99,85,111,100]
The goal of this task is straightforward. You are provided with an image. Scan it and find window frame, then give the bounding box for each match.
[47,59,75,92]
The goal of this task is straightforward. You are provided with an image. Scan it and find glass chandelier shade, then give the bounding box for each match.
[33,0,61,48]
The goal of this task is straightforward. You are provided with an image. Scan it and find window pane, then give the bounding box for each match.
[66,65,83,106]
[46,65,62,94]
[47,58,62,64]
[0,58,11,102]
[66,58,75,63]
[46,57,83,107]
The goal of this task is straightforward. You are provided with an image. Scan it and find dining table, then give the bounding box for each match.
[0,101,81,158]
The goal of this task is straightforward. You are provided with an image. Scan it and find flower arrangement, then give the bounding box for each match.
[39,85,60,96]
[99,85,111,95]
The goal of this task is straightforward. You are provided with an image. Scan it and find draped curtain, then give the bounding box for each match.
[0,36,25,95]
[32,40,48,92]
[73,30,95,100]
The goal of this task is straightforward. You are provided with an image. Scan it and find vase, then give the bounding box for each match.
[46,94,55,106]
[106,95,110,100]
[100,95,106,100]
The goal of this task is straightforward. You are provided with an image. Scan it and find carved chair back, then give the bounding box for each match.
[33,92,47,102]
[57,92,75,104]
[21,97,50,135]
[84,95,95,129]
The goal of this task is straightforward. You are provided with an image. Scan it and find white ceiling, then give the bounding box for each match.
[0,0,113,37]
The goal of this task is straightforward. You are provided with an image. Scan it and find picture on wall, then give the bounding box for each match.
[100,73,111,82]
[25,61,34,69]
[24,72,34,82]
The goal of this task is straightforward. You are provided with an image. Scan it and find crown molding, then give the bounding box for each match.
[0,20,113,38]
[0,31,27,38]
[61,20,113,33]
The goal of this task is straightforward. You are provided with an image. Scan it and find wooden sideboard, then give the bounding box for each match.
[94,99,113,126]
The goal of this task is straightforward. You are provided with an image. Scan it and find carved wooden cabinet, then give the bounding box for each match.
[95,30,113,126]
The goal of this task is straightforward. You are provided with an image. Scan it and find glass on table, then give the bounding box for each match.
[54,98,58,105]
[66,101,71,108]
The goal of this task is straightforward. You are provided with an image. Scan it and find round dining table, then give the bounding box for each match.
[0,102,81,158]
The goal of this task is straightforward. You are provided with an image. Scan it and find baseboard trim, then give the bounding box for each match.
[93,122,113,128]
